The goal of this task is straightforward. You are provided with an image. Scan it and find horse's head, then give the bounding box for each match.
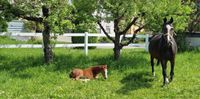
[100,65,108,79]
[162,17,174,46]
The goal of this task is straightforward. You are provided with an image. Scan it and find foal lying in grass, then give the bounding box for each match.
[69,65,108,81]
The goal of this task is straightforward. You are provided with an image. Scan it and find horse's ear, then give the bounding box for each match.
[102,65,107,69]
[104,65,107,68]
[163,17,167,23]
[169,17,173,23]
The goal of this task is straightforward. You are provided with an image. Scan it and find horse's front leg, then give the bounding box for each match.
[161,60,169,85]
[170,59,175,82]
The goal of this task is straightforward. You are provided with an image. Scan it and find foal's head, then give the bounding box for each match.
[100,65,108,79]
[162,17,174,45]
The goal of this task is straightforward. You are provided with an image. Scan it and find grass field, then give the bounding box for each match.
[0,48,200,98]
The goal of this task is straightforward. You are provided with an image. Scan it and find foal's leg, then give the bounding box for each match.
[161,60,169,85]
[170,59,175,82]
[150,56,155,76]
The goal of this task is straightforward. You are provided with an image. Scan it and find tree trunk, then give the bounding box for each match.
[42,6,53,64]
[114,44,121,60]
[113,34,121,60]
[42,21,53,63]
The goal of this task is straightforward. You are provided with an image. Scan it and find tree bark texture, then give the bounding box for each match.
[42,21,53,63]
[42,6,53,64]
[113,33,121,60]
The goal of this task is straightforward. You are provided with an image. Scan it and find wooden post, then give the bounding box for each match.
[84,32,88,56]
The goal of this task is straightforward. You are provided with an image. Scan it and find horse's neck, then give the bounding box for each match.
[159,36,175,51]
[91,67,101,75]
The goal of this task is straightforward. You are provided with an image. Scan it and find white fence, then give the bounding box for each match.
[0,32,150,55]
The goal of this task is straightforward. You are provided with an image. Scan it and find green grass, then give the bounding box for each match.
[0,48,200,98]
[0,36,27,44]
[0,36,68,44]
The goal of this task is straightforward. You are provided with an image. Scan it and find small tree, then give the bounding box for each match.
[96,0,193,60]
[96,0,148,60]
[1,0,73,63]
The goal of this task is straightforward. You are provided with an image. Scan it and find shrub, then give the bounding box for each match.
[72,23,98,49]
[27,37,42,44]
[72,33,98,49]
[98,37,112,43]
[175,31,191,52]
[24,21,36,32]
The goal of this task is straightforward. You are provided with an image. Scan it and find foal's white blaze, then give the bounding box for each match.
[166,24,173,42]
[104,69,108,79]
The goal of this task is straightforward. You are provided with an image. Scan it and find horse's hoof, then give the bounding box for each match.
[169,77,173,82]
[166,78,169,84]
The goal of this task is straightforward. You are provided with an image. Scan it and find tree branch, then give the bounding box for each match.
[22,16,43,23]
[113,10,127,33]
[97,21,115,43]
[120,17,139,35]
[121,25,145,47]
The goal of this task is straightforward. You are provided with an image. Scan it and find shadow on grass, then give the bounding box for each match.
[0,54,44,79]
[53,50,149,72]
[0,55,44,71]
[116,71,153,94]
[0,49,150,79]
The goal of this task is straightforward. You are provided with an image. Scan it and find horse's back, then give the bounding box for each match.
[70,69,84,78]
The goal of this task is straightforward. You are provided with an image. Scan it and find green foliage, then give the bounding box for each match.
[0,19,8,32]
[0,36,26,44]
[47,0,74,34]
[187,1,200,32]
[98,37,112,43]
[0,0,22,31]
[27,38,43,44]
[143,0,194,33]
[24,21,44,32]
[96,0,193,33]
[71,0,98,48]
[24,21,36,32]
[71,24,98,49]
[1,0,73,34]
[97,0,144,31]
[0,48,200,98]
[175,31,191,52]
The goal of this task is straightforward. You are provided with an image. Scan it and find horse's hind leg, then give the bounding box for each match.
[150,56,155,76]
[161,60,169,85]
[157,60,160,66]
[170,59,175,82]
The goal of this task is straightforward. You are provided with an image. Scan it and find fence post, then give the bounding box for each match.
[145,34,149,52]
[84,32,88,56]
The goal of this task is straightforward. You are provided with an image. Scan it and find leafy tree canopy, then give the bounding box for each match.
[96,0,194,33]
[72,0,97,33]
[0,0,74,33]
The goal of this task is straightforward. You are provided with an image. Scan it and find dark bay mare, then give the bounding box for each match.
[149,17,177,85]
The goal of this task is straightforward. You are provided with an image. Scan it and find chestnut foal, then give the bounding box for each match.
[69,65,108,81]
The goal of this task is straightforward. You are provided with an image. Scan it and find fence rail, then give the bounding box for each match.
[0,32,150,55]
